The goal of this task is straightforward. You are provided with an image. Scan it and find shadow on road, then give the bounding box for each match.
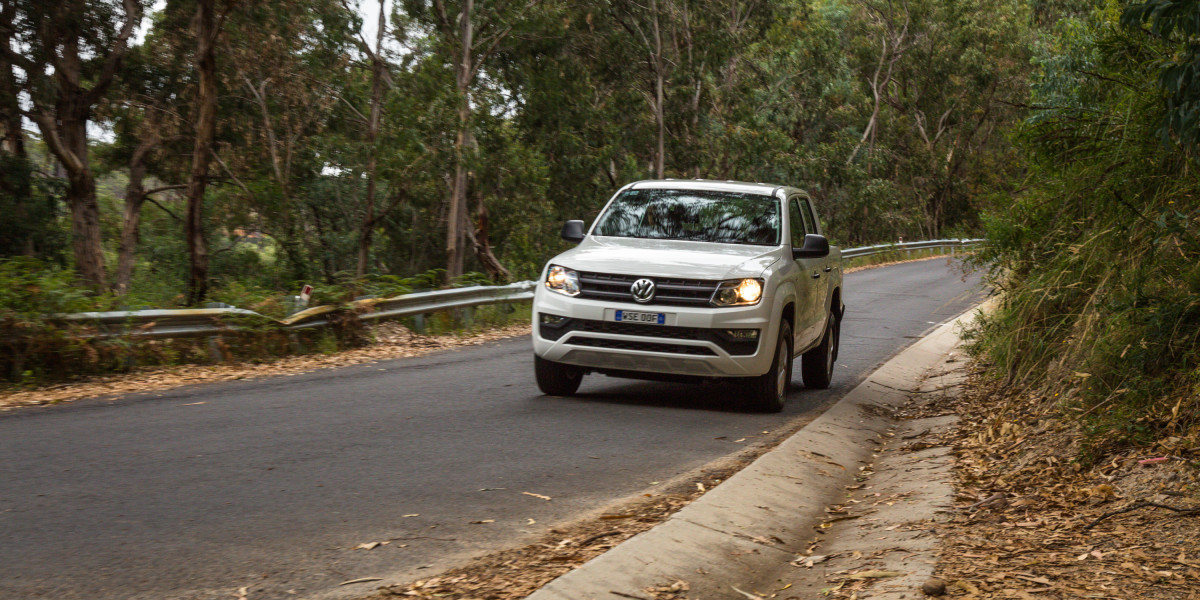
[537,377,835,415]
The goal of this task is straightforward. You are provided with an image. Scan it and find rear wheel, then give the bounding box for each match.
[534,355,584,396]
[802,314,839,389]
[745,321,792,413]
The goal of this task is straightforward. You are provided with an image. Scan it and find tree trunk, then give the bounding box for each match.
[56,93,107,290]
[467,191,511,282]
[186,0,218,305]
[0,5,30,255]
[651,0,665,179]
[356,0,387,279]
[445,0,474,283]
[20,0,139,289]
[115,149,148,295]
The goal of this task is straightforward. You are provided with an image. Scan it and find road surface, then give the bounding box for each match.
[0,259,985,600]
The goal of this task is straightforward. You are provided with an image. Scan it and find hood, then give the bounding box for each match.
[553,236,781,280]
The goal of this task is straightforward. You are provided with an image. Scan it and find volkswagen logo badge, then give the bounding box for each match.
[630,278,656,303]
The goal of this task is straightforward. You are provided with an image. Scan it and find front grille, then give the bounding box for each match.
[564,336,717,356]
[579,320,706,340]
[538,315,759,356]
[578,272,720,306]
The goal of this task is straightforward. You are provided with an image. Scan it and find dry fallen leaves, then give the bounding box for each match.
[0,322,531,410]
[915,368,1200,600]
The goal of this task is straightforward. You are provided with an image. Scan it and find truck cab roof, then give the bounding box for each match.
[625,179,807,198]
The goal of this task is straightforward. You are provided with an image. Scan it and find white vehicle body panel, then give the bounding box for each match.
[532,180,843,381]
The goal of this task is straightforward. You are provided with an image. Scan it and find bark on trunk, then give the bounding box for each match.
[356,0,387,279]
[115,153,147,295]
[186,0,218,305]
[651,0,665,179]
[56,94,107,290]
[445,0,475,284]
[0,5,30,255]
[467,191,511,282]
[113,138,173,295]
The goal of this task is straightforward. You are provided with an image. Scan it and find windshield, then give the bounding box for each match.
[592,189,781,246]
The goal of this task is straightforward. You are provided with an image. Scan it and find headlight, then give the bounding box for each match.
[545,265,581,297]
[711,278,764,306]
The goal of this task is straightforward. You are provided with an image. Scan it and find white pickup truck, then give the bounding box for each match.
[531,180,844,411]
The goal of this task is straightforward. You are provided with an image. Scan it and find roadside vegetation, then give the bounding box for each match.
[968,0,1200,460]
[0,0,1031,382]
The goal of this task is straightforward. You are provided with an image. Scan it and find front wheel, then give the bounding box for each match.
[534,355,584,396]
[802,314,839,389]
[744,321,792,413]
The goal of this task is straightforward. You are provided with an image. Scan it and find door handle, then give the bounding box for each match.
[824,266,833,272]
[811,271,821,279]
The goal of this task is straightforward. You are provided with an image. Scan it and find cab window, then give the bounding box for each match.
[800,197,819,235]
[788,197,807,248]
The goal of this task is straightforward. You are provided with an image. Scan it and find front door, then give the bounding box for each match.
[788,195,825,351]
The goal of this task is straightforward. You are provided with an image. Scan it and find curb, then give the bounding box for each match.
[527,307,978,600]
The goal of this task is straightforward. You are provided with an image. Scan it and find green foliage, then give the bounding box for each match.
[1122,0,1200,146]
[969,3,1200,458]
[0,0,1038,379]
[0,258,96,317]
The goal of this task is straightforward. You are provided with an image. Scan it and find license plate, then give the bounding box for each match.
[614,310,665,324]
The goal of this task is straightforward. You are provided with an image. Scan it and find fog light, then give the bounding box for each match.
[725,329,759,339]
[540,313,568,325]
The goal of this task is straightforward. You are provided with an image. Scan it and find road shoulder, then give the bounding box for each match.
[524,308,977,600]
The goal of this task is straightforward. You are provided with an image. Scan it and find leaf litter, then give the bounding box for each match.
[0,322,532,410]
[361,440,814,600]
[914,367,1200,599]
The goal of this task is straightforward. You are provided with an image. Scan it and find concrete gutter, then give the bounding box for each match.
[528,306,980,600]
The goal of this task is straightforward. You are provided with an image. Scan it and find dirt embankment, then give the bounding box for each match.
[919,370,1200,599]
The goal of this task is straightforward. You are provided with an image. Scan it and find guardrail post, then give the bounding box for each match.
[288,332,303,354]
[411,313,426,334]
[461,306,475,329]
[207,336,224,363]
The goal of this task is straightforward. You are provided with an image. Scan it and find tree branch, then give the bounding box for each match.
[26,111,86,173]
[145,195,183,221]
[1084,501,1200,530]
[145,184,189,196]
[87,0,143,105]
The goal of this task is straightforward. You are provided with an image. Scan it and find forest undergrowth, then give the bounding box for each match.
[967,0,1200,462]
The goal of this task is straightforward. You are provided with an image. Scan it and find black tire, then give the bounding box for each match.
[534,355,583,396]
[802,314,839,389]
[745,321,792,413]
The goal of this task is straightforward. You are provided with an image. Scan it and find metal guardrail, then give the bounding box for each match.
[841,238,983,260]
[278,281,537,331]
[45,240,980,342]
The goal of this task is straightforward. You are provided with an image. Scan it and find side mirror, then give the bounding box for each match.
[792,234,830,259]
[561,220,586,243]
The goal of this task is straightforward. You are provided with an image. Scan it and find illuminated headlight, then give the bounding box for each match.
[545,265,581,297]
[711,278,764,306]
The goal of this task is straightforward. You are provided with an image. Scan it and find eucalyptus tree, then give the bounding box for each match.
[0,1,31,257]
[0,0,145,290]
[102,28,193,294]
[211,0,354,287]
[401,0,542,282]
[847,0,1029,238]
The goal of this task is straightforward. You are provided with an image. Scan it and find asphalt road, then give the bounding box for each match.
[0,259,985,600]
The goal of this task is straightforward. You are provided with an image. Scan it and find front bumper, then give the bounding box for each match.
[531,286,779,377]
